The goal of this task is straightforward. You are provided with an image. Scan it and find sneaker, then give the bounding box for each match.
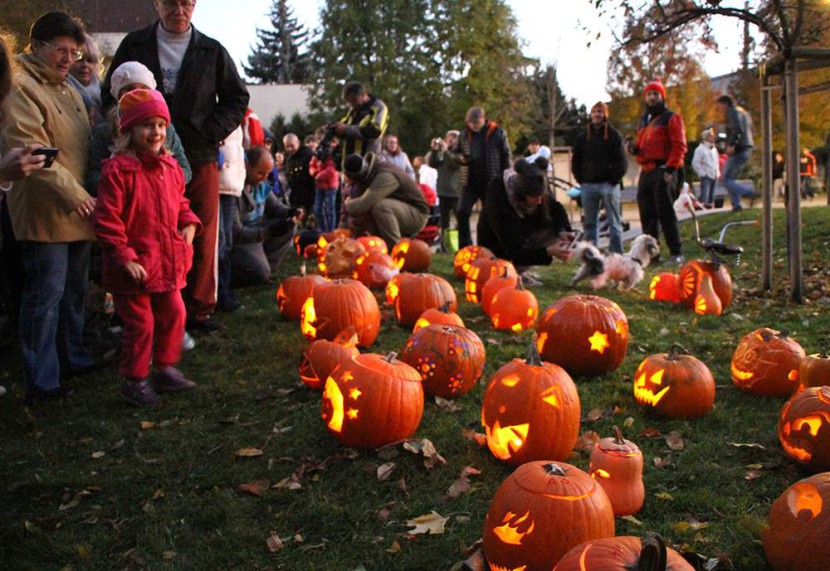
[520,272,544,287]
[152,367,196,392]
[121,379,158,406]
[731,205,744,212]
[182,331,196,352]
[664,254,685,266]
[187,317,225,332]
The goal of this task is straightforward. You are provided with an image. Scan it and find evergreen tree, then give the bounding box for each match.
[244,0,310,84]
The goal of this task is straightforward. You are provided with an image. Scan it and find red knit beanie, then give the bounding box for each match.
[644,78,667,101]
[118,89,170,133]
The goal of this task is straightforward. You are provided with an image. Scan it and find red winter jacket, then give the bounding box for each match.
[634,109,687,171]
[94,152,202,295]
[309,155,340,190]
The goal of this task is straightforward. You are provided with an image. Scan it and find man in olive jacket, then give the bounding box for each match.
[101,0,249,330]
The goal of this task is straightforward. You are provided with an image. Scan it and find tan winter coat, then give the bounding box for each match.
[1,53,94,242]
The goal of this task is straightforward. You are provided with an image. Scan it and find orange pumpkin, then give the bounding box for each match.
[352,250,397,289]
[275,265,326,322]
[355,235,388,255]
[465,257,516,304]
[678,259,733,308]
[555,534,694,571]
[536,294,629,377]
[481,341,580,466]
[453,245,493,278]
[800,351,830,390]
[394,273,457,327]
[400,324,486,398]
[391,238,432,272]
[300,279,380,348]
[412,302,464,333]
[763,472,830,571]
[589,426,645,516]
[649,272,681,303]
[385,271,411,306]
[731,328,805,397]
[298,327,359,391]
[321,352,424,449]
[778,386,830,472]
[633,345,715,418]
[483,461,615,571]
[303,243,318,259]
[481,270,519,316]
[693,273,722,316]
[490,281,539,332]
[321,235,365,278]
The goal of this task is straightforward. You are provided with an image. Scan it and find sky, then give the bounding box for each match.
[191,0,746,107]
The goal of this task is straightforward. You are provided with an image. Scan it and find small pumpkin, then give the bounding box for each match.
[298,327,359,391]
[481,269,519,316]
[321,352,424,449]
[465,257,517,304]
[275,264,326,321]
[394,273,457,327]
[352,250,397,289]
[391,238,432,272]
[483,461,615,571]
[649,272,681,303]
[412,302,464,333]
[778,386,830,472]
[300,279,380,348]
[490,280,539,332]
[678,259,733,308]
[763,472,830,571]
[693,273,723,316]
[731,328,805,397]
[555,533,694,571]
[589,426,645,516]
[355,235,388,255]
[453,245,493,278]
[800,350,830,390]
[400,324,486,398]
[634,345,715,418]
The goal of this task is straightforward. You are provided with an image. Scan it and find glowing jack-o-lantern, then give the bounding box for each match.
[412,302,464,333]
[693,273,722,316]
[481,340,580,466]
[384,271,411,306]
[483,461,615,571]
[778,386,830,472]
[391,238,432,272]
[799,350,830,390]
[275,264,326,321]
[394,273,457,327]
[481,269,519,317]
[300,279,380,348]
[352,250,397,289]
[490,281,539,332]
[731,328,806,397]
[649,272,681,303]
[465,258,516,304]
[299,327,360,391]
[633,345,715,418]
[400,324,486,398]
[677,259,733,309]
[314,229,352,273]
[763,472,830,571]
[321,352,424,449]
[589,426,644,516]
[355,235,388,255]
[536,295,629,377]
[554,533,694,571]
[453,245,493,278]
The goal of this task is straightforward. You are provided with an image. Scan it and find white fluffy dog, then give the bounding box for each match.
[571,234,660,291]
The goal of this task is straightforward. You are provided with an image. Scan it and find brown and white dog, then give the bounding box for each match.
[570,234,660,291]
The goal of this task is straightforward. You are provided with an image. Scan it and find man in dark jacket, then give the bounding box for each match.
[571,102,628,254]
[716,94,756,211]
[454,106,510,249]
[101,0,249,331]
[282,133,315,216]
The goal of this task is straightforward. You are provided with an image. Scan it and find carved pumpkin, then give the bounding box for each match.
[481,341,580,466]
[800,351,830,390]
[412,302,464,333]
[314,229,351,272]
[481,270,519,317]
[394,273,457,327]
[634,345,715,418]
[731,328,805,397]
[453,245,493,278]
[391,238,432,272]
[275,264,326,321]
[555,533,694,571]
[303,243,318,259]
[321,235,365,278]
[321,352,424,449]
[294,229,321,257]
[778,386,830,472]
[465,257,516,304]
[589,426,644,516]
[693,273,722,316]
[536,294,629,377]
[355,235,388,255]
[352,250,397,289]
[483,461,615,571]
[298,327,359,391]
[385,272,411,306]
[300,279,380,348]
[400,324,486,398]
[649,272,681,303]
[763,472,830,571]
[678,259,733,308]
[490,281,539,332]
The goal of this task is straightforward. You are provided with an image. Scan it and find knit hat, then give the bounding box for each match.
[118,89,170,133]
[344,153,369,181]
[109,61,157,99]
[514,157,548,197]
[644,78,667,101]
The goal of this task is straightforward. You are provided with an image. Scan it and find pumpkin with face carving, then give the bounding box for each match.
[763,472,830,571]
[589,426,644,516]
[778,386,830,472]
[391,238,432,272]
[731,328,805,397]
[453,245,493,278]
[633,346,715,418]
[483,461,615,571]
[481,342,580,466]
[300,279,380,348]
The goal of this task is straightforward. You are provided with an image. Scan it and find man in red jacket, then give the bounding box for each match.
[629,79,687,265]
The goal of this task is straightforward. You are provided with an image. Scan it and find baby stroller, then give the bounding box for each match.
[414,183,442,249]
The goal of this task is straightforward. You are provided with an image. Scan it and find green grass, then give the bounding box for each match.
[2,207,830,570]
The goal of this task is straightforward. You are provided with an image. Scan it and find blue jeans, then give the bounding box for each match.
[699,177,716,204]
[18,240,93,395]
[723,149,754,208]
[581,182,623,254]
[218,194,237,308]
[314,188,336,233]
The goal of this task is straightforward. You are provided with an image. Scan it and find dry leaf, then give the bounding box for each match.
[586,408,605,422]
[266,532,284,553]
[293,534,303,543]
[405,511,448,535]
[623,417,635,429]
[641,427,662,438]
[461,428,487,447]
[377,502,395,522]
[434,396,461,412]
[745,469,763,481]
[727,441,766,450]
[485,338,502,345]
[665,431,685,451]
[674,521,710,533]
[234,446,264,458]
[653,455,672,469]
[386,540,401,554]
[654,491,674,501]
[621,515,644,526]
[744,463,764,469]
[91,451,106,459]
[239,478,271,496]
[574,430,600,452]
[397,478,407,493]
[140,420,155,430]
[446,466,481,499]
[162,551,176,560]
[377,462,396,481]
[403,438,446,469]
[272,477,302,490]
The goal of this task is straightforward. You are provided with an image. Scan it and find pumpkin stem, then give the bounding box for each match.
[668,343,690,359]
[636,532,668,571]
[820,349,829,359]
[526,335,543,367]
[612,425,626,445]
[440,300,452,313]
[515,277,526,292]
[542,462,567,477]
[300,262,307,276]
[382,352,398,363]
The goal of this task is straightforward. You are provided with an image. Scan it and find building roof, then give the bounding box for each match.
[72,0,158,33]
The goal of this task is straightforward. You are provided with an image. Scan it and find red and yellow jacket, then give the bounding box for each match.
[634,109,687,172]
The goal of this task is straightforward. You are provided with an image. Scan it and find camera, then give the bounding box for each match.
[315,123,337,161]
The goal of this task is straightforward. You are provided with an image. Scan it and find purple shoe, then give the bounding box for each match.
[152,367,196,392]
[121,379,158,406]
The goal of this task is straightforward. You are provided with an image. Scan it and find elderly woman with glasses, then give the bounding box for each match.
[0,12,98,404]
[68,33,104,125]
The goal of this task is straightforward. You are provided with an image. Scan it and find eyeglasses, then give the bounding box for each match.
[160,0,196,8]
[40,41,83,62]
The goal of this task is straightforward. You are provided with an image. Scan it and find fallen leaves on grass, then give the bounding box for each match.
[745,469,763,481]
[234,446,264,458]
[641,427,663,438]
[665,431,685,451]
[386,540,401,554]
[727,441,766,450]
[139,421,155,430]
[238,478,270,496]
[445,466,481,500]
[621,515,644,526]
[654,491,674,501]
[461,428,487,447]
[673,520,710,533]
[405,511,448,535]
[574,430,600,452]
[377,462,396,481]
[266,532,284,553]
[402,439,446,469]
[434,396,461,412]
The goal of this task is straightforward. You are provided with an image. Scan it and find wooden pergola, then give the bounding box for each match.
[758,46,830,303]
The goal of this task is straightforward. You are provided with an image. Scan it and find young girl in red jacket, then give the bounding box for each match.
[94,90,202,406]
[309,142,340,232]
